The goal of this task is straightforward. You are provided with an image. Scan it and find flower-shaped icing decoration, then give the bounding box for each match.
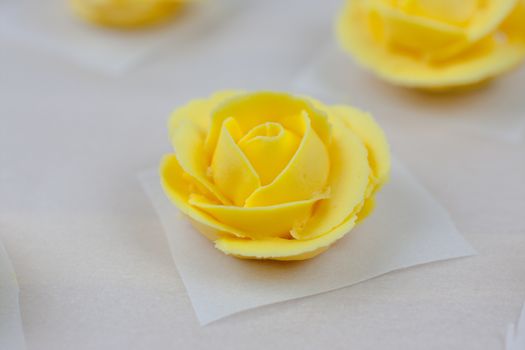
[69,0,184,28]
[337,0,525,89]
[160,91,391,261]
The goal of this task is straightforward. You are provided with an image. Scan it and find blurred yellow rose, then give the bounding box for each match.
[69,0,184,28]
[337,0,525,89]
[160,91,390,261]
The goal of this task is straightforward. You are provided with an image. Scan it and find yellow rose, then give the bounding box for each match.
[337,0,525,89]
[160,91,390,261]
[69,0,184,28]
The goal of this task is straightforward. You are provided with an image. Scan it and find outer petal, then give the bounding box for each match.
[189,193,327,240]
[167,90,245,204]
[160,154,227,239]
[210,118,261,206]
[466,0,518,41]
[356,197,376,223]
[329,105,391,188]
[501,0,525,38]
[290,113,371,240]
[215,215,358,261]
[304,96,390,189]
[171,121,231,204]
[244,112,330,207]
[168,90,243,135]
[337,0,525,88]
[205,92,332,156]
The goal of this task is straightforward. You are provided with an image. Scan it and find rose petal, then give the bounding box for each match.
[391,0,478,25]
[501,0,525,36]
[329,105,391,188]
[189,193,327,239]
[210,118,261,206]
[167,91,244,205]
[205,92,332,157]
[238,122,301,185]
[371,1,468,58]
[160,154,227,239]
[290,113,371,240]
[244,111,330,207]
[466,0,518,41]
[356,196,376,223]
[214,215,359,261]
[302,97,390,189]
[171,121,231,204]
[383,0,518,41]
[169,90,243,135]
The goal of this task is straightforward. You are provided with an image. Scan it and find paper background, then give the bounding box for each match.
[293,43,525,144]
[139,159,476,325]
[0,0,241,74]
[0,241,26,350]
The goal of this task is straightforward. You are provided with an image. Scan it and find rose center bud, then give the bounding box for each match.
[237,122,301,186]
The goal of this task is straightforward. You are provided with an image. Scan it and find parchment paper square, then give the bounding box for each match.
[139,159,476,325]
[0,0,238,74]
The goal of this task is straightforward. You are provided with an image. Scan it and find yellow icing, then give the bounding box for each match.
[210,118,261,206]
[238,122,301,185]
[160,91,391,260]
[337,0,525,89]
[70,0,184,28]
[243,112,330,207]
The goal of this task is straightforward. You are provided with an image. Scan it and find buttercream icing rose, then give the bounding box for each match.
[70,0,184,28]
[160,91,390,260]
[337,0,525,89]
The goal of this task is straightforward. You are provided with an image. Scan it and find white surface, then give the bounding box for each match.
[0,241,26,350]
[0,0,240,74]
[1,0,525,349]
[293,43,525,144]
[507,304,525,350]
[140,160,476,324]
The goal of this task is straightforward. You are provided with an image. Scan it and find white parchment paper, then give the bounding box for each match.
[506,303,525,350]
[0,241,25,350]
[293,43,525,144]
[0,0,238,74]
[139,159,476,325]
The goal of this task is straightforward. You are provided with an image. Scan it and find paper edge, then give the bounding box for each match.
[137,169,212,325]
[0,240,26,350]
[505,302,525,350]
